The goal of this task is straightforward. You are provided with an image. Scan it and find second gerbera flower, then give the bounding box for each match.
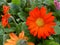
[4,31,35,45]
[26,6,56,39]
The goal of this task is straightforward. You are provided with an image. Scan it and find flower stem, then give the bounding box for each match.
[10,16,20,34]
[10,16,18,26]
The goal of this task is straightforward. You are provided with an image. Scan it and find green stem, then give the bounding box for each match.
[10,16,18,26]
[10,16,20,34]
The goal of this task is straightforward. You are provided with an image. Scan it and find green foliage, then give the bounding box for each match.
[9,3,19,15]
[18,12,28,21]
[0,0,60,45]
[0,29,4,34]
[20,0,26,8]
[29,0,42,9]
[38,40,60,45]
[43,0,54,5]
[0,0,6,6]
[12,0,21,5]
[15,22,22,34]
[53,35,60,44]
[3,34,9,44]
[54,21,60,35]
[43,40,60,45]
[0,23,4,34]
[0,35,3,45]
[4,27,15,33]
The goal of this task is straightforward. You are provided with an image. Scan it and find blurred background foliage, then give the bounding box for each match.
[0,0,60,45]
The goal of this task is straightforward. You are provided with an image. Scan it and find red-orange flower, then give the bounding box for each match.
[3,5,10,14]
[1,5,10,28]
[2,14,10,28]
[26,6,56,39]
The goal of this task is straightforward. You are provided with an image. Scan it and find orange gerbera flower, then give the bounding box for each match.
[26,6,56,39]
[4,31,35,45]
[1,5,10,28]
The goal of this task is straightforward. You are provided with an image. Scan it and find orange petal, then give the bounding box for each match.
[6,39,16,44]
[28,23,36,30]
[29,7,40,18]
[27,16,36,21]
[39,28,44,38]
[30,26,38,35]
[47,22,56,26]
[40,6,47,17]
[27,42,35,45]
[9,33,18,40]
[19,31,24,39]
[37,29,41,39]
[45,16,55,23]
[33,27,38,36]
[23,37,28,40]
[4,43,14,45]
[44,12,53,19]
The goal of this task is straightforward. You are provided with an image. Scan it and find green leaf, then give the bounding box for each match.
[53,35,60,44]
[58,0,60,1]
[55,10,60,16]
[21,22,29,36]
[4,27,15,33]
[15,22,22,34]
[49,36,54,40]
[35,0,42,7]
[43,40,60,45]
[0,23,4,35]
[54,21,60,35]
[0,29,4,35]
[12,0,21,5]
[18,12,28,21]
[8,3,19,15]
[43,0,54,5]
[20,0,26,8]
[3,34,9,44]
[25,7,31,12]
[38,43,42,45]
[0,35,3,45]
[15,22,29,35]
[29,0,42,9]
[0,0,6,6]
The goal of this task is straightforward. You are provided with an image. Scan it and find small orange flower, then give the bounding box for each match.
[26,6,56,39]
[2,5,10,28]
[3,5,10,14]
[2,14,10,28]
[4,31,35,45]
